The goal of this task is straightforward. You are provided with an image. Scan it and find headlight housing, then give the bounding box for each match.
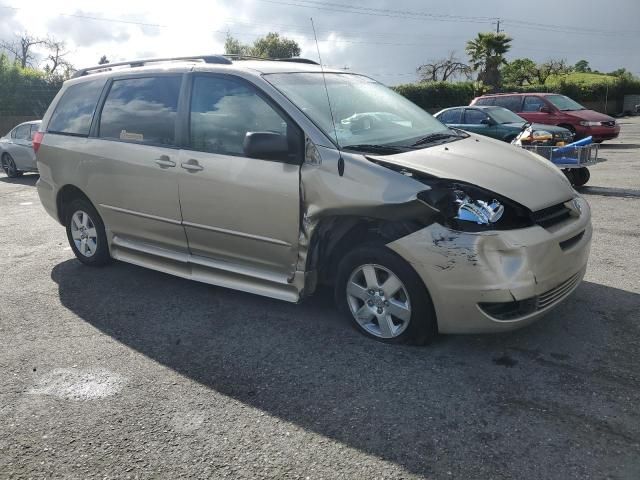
[417,180,533,232]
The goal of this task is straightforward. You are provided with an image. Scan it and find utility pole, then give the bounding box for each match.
[492,18,502,34]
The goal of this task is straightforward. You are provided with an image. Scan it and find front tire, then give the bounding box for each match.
[65,198,111,266]
[335,245,437,345]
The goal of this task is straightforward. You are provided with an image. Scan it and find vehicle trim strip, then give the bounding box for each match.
[100,204,291,247]
[99,204,182,225]
[182,221,292,247]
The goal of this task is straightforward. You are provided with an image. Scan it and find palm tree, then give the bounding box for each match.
[466,32,512,90]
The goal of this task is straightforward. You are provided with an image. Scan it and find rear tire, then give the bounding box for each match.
[335,244,437,345]
[1,153,21,178]
[65,198,112,266]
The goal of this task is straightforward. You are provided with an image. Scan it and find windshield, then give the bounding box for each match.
[264,72,451,149]
[546,94,585,111]
[488,107,525,124]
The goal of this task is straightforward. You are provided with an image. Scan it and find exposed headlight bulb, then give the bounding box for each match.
[454,190,504,225]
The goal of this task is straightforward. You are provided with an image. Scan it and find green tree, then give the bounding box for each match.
[502,58,537,86]
[224,32,301,59]
[574,59,591,73]
[536,59,571,84]
[224,33,250,56]
[251,32,300,59]
[465,32,512,90]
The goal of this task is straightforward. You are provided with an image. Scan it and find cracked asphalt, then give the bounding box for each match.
[1,118,639,479]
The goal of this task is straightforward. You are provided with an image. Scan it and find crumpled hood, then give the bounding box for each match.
[369,134,575,212]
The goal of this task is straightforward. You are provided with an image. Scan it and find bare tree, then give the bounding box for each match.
[0,33,47,68]
[98,55,109,65]
[43,38,72,75]
[417,52,472,82]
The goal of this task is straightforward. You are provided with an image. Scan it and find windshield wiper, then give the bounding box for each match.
[411,132,461,147]
[342,144,409,155]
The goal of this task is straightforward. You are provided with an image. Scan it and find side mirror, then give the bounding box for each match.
[539,106,551,113]
[243,132,291,162]
[480,118,495,126]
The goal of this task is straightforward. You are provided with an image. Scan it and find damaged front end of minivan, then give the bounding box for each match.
[295,136,591,334]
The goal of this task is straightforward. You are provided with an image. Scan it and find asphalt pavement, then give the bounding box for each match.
[1,118,639,479]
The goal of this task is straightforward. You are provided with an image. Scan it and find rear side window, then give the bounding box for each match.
[493,95,522,112]
[474,97,494,106]
[438,109,462,124]
[522,96,546,112]
[99,76,182,146]
[48,79,106,136]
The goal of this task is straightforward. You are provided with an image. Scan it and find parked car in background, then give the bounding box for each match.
[35,55,591,345]
[0,120,41,177]
[434,106,573,145]
[470,93,620,142]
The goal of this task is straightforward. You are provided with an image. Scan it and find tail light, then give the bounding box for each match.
[32,131,44,153]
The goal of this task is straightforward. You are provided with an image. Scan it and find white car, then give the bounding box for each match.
[0,120,41,177]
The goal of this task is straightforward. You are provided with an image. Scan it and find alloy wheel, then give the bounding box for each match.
[70,210,98,257]
[346,263,412,339]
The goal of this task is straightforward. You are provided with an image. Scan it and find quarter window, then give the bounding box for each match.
[523,96,546,112]
[99,76,182,146]
[438,109,462,124]
[493,95,522,112]
[189,76,291,157]
[48,79,106,136]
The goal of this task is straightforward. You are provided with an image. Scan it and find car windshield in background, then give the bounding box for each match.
[546,94,585,111]
[264,72,452,150]
[489,107,525,124]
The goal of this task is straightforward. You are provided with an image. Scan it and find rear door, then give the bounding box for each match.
[177,74,303,276]
[89,75,188,252]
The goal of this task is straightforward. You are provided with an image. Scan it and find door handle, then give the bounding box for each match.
[155,155,176,168]
[181,160,203,172]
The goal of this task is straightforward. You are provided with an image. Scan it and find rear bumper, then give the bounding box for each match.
[388,196,592,334]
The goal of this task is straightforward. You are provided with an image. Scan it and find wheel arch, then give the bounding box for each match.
[307,215,427,286]
[56,184,95,224]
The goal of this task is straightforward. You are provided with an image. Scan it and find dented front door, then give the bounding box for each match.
[177,74,301,276]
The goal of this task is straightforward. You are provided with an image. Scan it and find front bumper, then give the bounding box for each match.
[388,196,592,334]
[576,124,620,141]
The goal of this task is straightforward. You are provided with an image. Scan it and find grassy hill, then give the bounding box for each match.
[546,72,618,86]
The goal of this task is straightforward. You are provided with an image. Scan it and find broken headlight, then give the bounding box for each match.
[417,181,533,231]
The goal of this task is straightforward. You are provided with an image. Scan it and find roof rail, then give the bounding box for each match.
[72,55,232,78]
[223,54,319,65]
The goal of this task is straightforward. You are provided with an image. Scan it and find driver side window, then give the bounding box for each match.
[190,76,290,157]
[464,109,489,125]
[523,96,546,112]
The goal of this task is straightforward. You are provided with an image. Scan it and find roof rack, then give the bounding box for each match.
[223,54,319,65]
[72,55,232,78]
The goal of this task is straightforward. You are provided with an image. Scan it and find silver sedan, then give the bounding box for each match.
[0,120,41,177]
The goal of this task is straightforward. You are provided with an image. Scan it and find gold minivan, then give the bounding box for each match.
[35,55,592,344]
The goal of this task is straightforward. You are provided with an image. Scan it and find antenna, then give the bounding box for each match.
[311,17,344,176]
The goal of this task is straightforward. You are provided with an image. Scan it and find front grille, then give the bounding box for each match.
[479,271,583,320]
[531,203,572,229]
[537,272,582,310]
[601,120,616,127]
